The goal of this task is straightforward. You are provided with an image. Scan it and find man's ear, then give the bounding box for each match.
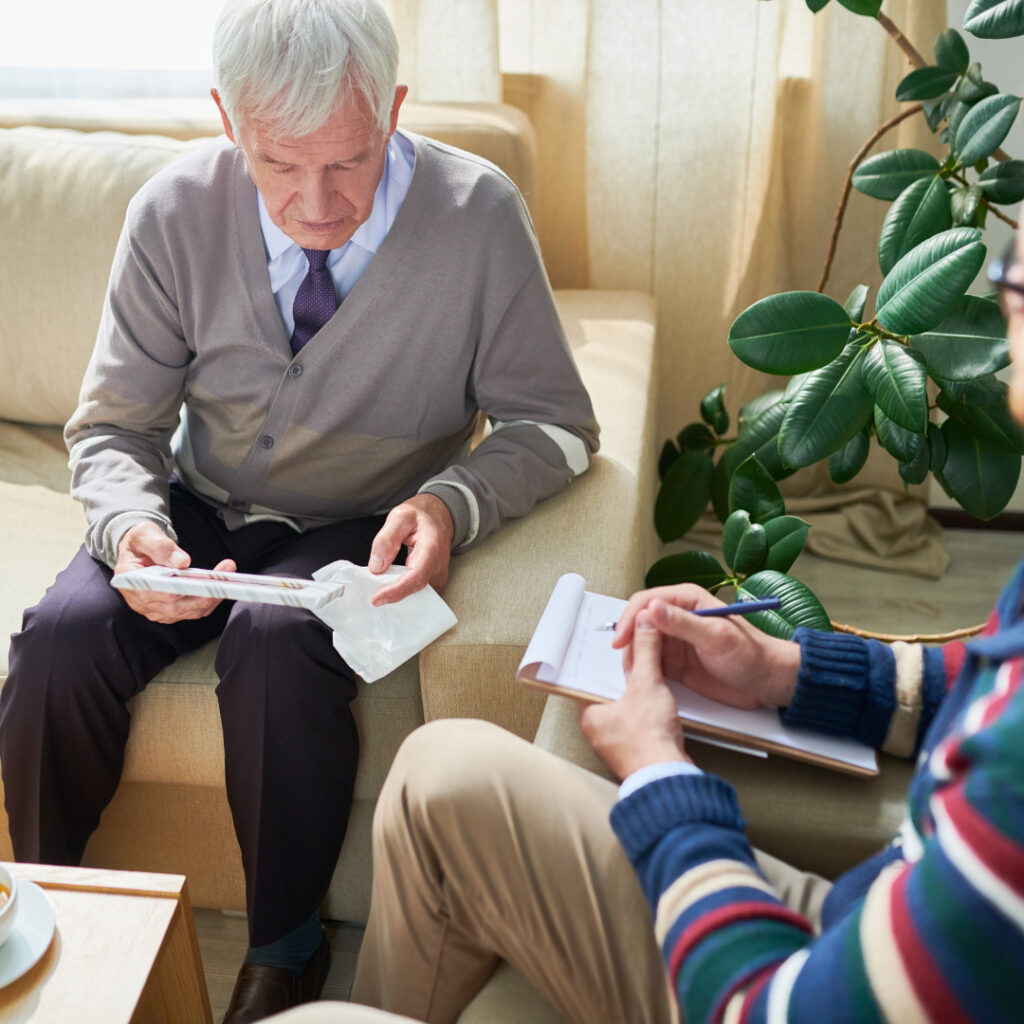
[387,85,408,139]
[211,88,237,144]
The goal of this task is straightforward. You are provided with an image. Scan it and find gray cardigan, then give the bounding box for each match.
[65,131,599,566]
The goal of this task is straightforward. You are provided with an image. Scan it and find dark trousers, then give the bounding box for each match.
[0,483,388,946]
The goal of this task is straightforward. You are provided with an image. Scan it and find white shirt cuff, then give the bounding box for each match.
[617,760,704,801]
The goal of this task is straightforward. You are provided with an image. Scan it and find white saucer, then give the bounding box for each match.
[0,881,56,989]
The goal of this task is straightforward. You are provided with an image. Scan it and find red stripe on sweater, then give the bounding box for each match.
[666,901,811,983]
[943,641,968,691]
[981,608,1001,639]
[737,964,776,1024]
[890,867,973,1023]
[938,782,1024,898]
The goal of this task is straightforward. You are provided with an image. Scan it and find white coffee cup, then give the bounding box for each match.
[0,864,19,948]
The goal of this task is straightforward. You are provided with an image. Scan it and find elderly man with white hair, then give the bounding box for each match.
[0,1,598,1020]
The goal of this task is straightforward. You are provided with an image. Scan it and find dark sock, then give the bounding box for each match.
[243,911,323,975]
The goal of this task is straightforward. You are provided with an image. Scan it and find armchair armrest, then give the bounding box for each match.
[418,288,659,741]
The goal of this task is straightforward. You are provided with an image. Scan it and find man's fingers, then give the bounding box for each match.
[371,566,427,607]
[369,510,410,574]
[624,611,663,689]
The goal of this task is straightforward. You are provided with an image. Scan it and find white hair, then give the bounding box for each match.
[213,0,399,138]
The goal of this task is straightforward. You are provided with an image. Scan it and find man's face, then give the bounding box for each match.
[214,86,406,251]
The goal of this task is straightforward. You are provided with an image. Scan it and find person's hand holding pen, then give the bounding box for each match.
[610,584,802,711]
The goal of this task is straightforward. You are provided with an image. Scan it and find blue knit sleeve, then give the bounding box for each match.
[780,629,896,748]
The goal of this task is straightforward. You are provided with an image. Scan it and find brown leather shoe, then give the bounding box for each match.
[222,929,331,1023]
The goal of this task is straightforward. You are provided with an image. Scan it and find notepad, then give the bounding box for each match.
[517,573,878,777]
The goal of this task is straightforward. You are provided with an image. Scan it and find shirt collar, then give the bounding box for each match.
[257,134,401,263]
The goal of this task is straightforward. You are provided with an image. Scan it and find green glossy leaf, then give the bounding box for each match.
[732,522,768,576]
[938,385,1024,453]
[762,516,811,574]
[875,405,927,462]
[779,342,873,468]
[852,149,942,200]
[896,66,960,102]
[877,175,952,274]
[875,227,985,335]
[922,97,946,133]
[861,340,928,432]
[737,572,832,638]
[739,389,787,426]
[951,184,984,226]
[963,0,1024,39]
[710,456,732,523]
[654,450,713,542]
[955,93,1022,165]
[935,28,971,72]
[722,397,795,483]
[728,457,785,524]
[955,63,997,103]
[827,428,871,484]
[838,0,882,15]
[728,291,853,374]
[700,384,729,435]
[929,421,949,473]
[676,422,716,453]
[977,159,1024,202]
[645,551,729,590]
[911,295,1007,380]
[722,509,751,568]
[804,0,830,11]
[933,372,1006,404]
[946,99,974,143]
[899,442,931,485]
[843,285,869,323]
[934,417,1021,518]
[657,439,679,481]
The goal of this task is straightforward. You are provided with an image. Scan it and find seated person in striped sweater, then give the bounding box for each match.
[347,223,1024,1024]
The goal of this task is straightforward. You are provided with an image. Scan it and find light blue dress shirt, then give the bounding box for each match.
[258,130,416,332]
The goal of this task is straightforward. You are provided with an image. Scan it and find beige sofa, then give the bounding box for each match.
[0,103,658,935]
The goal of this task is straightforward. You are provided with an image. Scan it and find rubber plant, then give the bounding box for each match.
[651,0,1024,640]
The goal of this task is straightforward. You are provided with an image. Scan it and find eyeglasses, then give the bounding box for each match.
[988,241,1024,317]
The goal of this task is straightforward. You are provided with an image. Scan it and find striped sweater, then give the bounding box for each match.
[611,558,1024,1023]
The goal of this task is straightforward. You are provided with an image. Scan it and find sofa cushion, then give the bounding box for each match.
[0,128,208,425]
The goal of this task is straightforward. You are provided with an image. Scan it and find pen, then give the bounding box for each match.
[595,595,781,631]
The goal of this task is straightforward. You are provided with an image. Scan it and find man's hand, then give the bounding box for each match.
[611,585,801,710]
[113,521,236,624]
[579,612,691,780]
[369,493,454,606]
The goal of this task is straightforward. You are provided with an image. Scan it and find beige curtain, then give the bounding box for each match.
[386,0,952,576]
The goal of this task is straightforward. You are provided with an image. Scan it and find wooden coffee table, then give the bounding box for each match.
[0,863,212,1023]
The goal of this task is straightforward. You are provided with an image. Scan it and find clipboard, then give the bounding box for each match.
[517,573,879,778]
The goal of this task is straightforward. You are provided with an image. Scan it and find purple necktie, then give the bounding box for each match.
[291,249,338,354]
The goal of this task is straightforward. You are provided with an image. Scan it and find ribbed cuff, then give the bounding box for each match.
[610,773,745,862]
[781,628,887,743]
[417,482,471,548]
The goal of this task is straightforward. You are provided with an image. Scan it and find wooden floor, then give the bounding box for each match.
[192,526,1024,1021]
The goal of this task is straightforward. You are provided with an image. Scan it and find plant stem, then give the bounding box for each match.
[817,104,923,293]
[830,619,985,643]
[876,12,928,69]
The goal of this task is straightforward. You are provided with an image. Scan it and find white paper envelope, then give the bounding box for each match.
[313,560,458,682]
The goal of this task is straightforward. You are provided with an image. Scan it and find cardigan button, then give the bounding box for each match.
[259,435,274,450]
[289,364,303,377]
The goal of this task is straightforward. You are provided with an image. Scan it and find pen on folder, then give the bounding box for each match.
[595,595,781,631]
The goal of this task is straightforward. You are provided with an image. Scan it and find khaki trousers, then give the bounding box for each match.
[346,717,833,1024]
